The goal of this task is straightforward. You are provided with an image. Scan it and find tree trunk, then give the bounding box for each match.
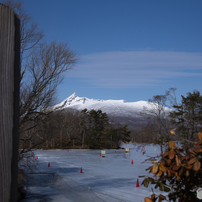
[82,130,85,148]
[60,131,62,148]
[0,4,20,202]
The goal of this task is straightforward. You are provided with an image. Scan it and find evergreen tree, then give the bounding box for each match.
[106,125,131,148]
[81,109,131,148]
[81,109,109,148]
[170,90,202,150]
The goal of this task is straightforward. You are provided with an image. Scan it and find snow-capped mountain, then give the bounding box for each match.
[51,93,168,129]
[53,93,150,116]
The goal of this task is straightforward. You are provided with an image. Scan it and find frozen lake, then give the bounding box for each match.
[20,143,164,202]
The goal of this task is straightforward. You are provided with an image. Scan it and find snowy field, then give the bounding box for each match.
[20,143,166,202]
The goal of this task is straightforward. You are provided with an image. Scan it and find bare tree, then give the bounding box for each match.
[3,0,77,127]
[141,94,172,155]
[36,109,83,149]
[20,41,77,134]
[130,123,159,143]
[2,0,44,58]
[166,87,178,106]
[3,0,77,196]
[3,0,77,137]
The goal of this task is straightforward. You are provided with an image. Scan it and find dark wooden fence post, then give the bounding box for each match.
[0,4,20,202]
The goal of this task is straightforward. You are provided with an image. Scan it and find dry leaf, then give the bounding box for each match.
[151,194,155,200]
[180,156,186,161]
[170,128,176,135]
[159,164,167,173]
[195,142,200,149]
[167,159,172,165]
[193,160,201,172]
[175,155,181,166]
[176,176,181,181]
[186,170,189,177]
[160,161,165,166]
[185,156,190,160]
[187,165,192,170]
[162,151,169,158]
[196,148,202,152]
[143,179,149,187]
[168,141,175,149]
[169,149,175,159]
[188,157,197,165]
[179,168,183,176]
[150,159,157,162]
[159,194,166,200]
[157,170,163,177]
[173,165,180,171]
[152,163,158,174]
[144,197,153,202]
[197,132,202,140]
[189,149,196,155]
[167,169,171,177]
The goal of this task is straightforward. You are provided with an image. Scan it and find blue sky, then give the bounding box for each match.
[8,0,202,103]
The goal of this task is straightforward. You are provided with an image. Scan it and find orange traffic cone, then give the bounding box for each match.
[115,150,116,153]
[80,167,83,173]
[136,178,139,187]
[100,153,101,157]
[131,159,133,164]
[157,154,158,157]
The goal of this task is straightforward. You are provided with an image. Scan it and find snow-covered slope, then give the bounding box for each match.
[52,93,151,118]
[51,93,165,129]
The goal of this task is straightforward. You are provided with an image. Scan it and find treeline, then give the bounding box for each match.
[19,108,131,149]
[130,122,160,143]
[19,89,202,152]
[131,89,202,154]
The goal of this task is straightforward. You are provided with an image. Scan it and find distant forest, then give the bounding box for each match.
[19,108,131,149]
[19,90,202,151]
[18,107,169,150]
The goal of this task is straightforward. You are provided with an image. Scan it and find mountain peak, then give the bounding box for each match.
[67,92,77,101]
[53,92,78,109]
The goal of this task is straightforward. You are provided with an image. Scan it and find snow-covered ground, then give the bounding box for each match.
[20,143,166,202]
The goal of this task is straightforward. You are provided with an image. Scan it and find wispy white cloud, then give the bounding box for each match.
[66,51,202,88]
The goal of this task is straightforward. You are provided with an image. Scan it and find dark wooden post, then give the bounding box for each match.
[0,4,20,202]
